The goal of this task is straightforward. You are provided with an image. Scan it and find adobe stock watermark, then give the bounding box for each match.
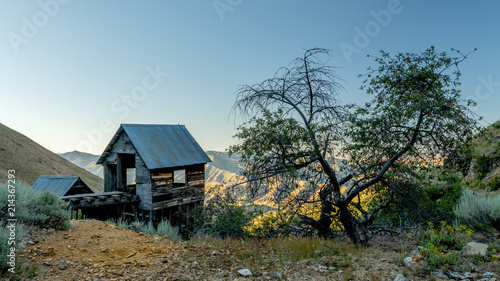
[339,0,405,63]
[68,65,169,153]
[213,0,243,21]
[8,0,71,54]
[467,73,500,107]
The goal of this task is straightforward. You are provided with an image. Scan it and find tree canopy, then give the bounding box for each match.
[230,47,478,244]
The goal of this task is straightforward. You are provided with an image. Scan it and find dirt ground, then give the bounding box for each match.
[5,219,498,280]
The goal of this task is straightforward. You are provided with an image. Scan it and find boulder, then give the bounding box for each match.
[463,242,488,256]
[404,247,429,270]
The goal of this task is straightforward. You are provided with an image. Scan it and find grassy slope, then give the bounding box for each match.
[470,120,500,186]
[0,123,103,192]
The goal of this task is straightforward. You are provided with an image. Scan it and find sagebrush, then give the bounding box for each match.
[454,189,500,236]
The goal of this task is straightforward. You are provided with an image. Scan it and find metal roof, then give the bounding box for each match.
[97,124,211,170]
[31,176,90,197]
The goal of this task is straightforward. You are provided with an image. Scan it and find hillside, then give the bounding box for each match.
[0,123,103,192]
[205,150,244,185]
[465,120,500,189]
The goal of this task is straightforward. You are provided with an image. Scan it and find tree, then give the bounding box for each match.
[229,47,478,244]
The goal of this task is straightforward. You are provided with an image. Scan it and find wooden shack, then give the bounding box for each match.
[32,176,94,196]
[31,176,140,220]
[96,124,211,229]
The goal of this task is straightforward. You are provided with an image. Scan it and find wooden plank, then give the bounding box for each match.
[61,191,124,199]
[152,180,172,187]
[188,180,205,187]
[152,186,203,197]
[151,174,173,181]
[68,196,140,208]
[152,196,204,211]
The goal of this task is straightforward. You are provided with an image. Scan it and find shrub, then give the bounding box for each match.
[195,189,257,238]
[454,189,500,236]
[418,221,472,270]
[419,221,471,252]
[375,171,464,226]
[488,175,500,191]
[25,191,70,230]
[0,224,25,275]
[0,182,70,230]
[245,210,301,239]
[143,220,181,242]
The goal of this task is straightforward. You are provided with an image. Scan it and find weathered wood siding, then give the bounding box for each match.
[151,169,174,193]
[100,131,207,219]
[101,131,152,210]
[135,153,152,210]
[103,163,117,192]
[151,164,205,211]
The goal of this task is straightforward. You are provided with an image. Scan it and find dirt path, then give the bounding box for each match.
[12,219,492,280]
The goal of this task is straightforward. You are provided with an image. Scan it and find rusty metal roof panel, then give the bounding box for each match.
[99,124,211,170]
[31,176,80,197]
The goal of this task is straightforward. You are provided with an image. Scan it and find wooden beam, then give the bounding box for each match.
[152,196,204,211]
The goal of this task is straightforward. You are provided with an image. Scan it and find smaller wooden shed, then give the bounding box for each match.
[31,176,94,197]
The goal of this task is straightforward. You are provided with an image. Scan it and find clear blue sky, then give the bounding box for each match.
[1,1,499,155]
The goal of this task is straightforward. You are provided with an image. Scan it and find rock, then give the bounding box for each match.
[408,246,427,256]
[313,250,323,256]
[403,250,428,270]
[269,272,282,279]
[466,262,479,272]
[463,242,488,256]
[58,260,69,270]
[46,247,55,256]
[238,269,253,277]
[317,265,328,272]
[137,260,149,267]
[483,272,496,278]
[43,261,52,267]
[392,273,406,281]
[447,271,465,279]
[463,272,474,279]
[432,269,449,280]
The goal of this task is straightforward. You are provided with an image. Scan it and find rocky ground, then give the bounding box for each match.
[5,220,499,280]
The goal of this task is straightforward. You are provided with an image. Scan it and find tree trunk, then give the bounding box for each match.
[317,185,334,238]
[338,205,362,245]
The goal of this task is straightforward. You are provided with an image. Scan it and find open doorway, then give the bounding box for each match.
[117,153,135,191]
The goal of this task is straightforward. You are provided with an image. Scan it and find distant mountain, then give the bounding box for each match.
[58,151,103,178]
[205,150,244,185]
[59,150,245,185]
[0,123,104,192]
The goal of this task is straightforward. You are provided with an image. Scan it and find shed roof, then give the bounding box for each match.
[31,176,92,197]
[97,124,211,170]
